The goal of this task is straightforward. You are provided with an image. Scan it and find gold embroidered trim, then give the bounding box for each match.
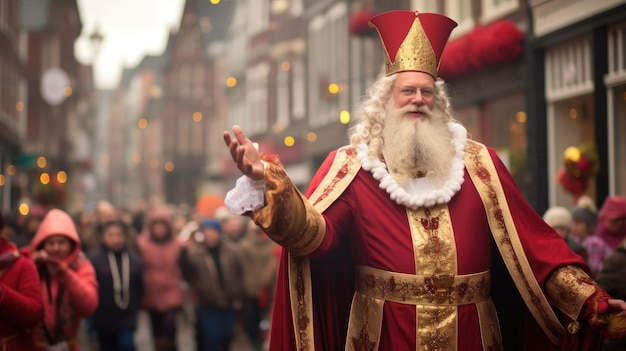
[253,161,325,256]
[417,304,457,351]
[545,265,597,321]
[346,292,384,351]
[287,147,362,351]
[309,146,362,212]
[407,206,457,275]
[356,265,491,306]
[464,140,565,345]
[407,206,460,350]
[288,254,314,351]
[476,299,503,351]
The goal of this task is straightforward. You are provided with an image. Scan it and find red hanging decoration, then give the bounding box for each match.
[439,20,524,79]
[349,9,378,37]
[556,143,600,202]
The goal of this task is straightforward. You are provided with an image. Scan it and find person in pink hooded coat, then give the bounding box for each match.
[136,206,184,351]
[28,209,99,351]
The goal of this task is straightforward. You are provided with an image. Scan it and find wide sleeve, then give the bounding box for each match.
[251,157,326,257]
[61,255,99,317]
[0,257,44,328]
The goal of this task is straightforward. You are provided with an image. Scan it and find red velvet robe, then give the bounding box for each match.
[0,237,44,350]
[268,142,599,351]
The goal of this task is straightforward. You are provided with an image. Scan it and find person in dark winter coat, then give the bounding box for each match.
[596,239,626,351]
[179,219,244,351]
[238,220,278,350]
[88,220,144,351]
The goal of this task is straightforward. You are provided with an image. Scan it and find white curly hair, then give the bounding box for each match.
[347,73,456,159]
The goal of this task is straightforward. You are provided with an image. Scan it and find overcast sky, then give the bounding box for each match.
[74,0,186,89]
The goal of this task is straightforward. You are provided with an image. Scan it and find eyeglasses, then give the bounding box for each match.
[392,85,435,99]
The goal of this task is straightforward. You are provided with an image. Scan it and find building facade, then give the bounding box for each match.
[529,0,626,210]
[0,0,26,210]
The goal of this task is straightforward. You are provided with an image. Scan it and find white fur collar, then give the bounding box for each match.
[356,122,467,208]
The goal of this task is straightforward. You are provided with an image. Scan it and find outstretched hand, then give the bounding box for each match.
[223,125,265,180]
[607,299,626,317]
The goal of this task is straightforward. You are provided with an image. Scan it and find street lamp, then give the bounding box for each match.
[89,24,104,59]
[88,24,105,202]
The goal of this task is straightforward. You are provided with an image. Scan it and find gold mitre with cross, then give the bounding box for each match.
[368,10,457,78]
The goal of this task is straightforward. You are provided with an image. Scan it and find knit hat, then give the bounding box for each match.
[571,206,598,230]
[201,219,222,232]
[599,196,626,221]
[543,206,573,229]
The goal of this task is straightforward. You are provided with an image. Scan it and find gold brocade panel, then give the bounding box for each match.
[408,206,458,350]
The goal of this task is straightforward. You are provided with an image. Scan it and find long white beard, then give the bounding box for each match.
[381,103,455,186]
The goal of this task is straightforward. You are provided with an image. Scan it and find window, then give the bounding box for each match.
[606,22,626,194]
[411,0,439,13]
[480,0,519,24]
[444,0,473,38]
[193,63,204,99]
[189,113,203,154]
[292,59,305,119]
[248,0,270,36]
[549,94,595,204]
[246,63,270,134]
[308,2,349,128]
[545,35,594,102]
[606,21,626,86]
[545,33,596,205]
[177,112,190,155]
[276,66,289,128]
[179,65,191,99]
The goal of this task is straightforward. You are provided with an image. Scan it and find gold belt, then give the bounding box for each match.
[355,265,491,305]
[0,334,17,350]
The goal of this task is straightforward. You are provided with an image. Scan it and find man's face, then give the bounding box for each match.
[391,71,436,113]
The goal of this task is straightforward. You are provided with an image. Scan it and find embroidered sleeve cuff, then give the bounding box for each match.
[224,173,267,215]
[545,265,597,322]
[252,160,325,256]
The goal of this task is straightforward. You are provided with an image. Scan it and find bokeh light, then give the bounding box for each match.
[37,157,47,169]
[40,173,50,184]
[328,83,339,94]
[284,136,295,147]
[340,110,350,124]
[56,171,68,184]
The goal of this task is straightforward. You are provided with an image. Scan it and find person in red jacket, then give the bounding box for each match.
[27,209,98,351]
[0,212,44,350]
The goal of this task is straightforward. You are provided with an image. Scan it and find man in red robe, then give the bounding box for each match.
[222,9,626,351]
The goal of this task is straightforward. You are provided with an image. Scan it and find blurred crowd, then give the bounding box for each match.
[0,198,279,351]
[542,195,626,351]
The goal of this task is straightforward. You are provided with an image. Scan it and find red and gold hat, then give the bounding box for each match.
[369,10,457,78]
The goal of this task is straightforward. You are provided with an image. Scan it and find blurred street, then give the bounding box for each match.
[78,307,259,351]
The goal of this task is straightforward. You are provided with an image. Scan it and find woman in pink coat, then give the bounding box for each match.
[136,206,184,351]
[28,209,98,351]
